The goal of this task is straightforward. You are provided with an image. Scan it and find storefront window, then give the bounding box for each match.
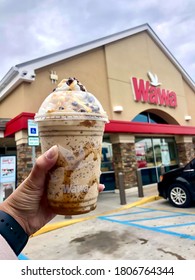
[135,138,154,168]
[153,138,177,166]
[132,112,167,124]
[135,137,177,168]
[135,137,178,185]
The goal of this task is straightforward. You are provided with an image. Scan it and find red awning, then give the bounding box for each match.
[105,120,195,135]
[4,112,35,137]
[4,112,195,137]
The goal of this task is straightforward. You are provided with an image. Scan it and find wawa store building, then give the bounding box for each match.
[1,23,195,195]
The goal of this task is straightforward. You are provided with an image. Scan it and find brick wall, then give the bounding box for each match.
[112,142,137,189]
[176,142,195,165]
[16,144,41,186]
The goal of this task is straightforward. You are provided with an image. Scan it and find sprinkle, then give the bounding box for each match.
[72,101,78,106]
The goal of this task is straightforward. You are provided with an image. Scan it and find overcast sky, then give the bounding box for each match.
[0,0,195,82]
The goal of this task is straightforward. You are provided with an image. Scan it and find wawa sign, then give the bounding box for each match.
[131,72,177,108]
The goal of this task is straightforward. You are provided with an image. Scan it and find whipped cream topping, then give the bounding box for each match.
[35,77,108,121]
[56,77,87,92]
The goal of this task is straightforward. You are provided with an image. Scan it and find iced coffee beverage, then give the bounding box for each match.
[34,78,108,215]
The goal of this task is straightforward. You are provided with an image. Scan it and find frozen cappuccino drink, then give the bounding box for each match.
[34,77,108,215]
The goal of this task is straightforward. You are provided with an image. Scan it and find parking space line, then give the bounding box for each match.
[99,207,195,240]
[31,196,159,237]
[121,213,189,223]
[107,208,156,217]
[157,222,195,229]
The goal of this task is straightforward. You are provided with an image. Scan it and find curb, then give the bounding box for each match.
[31,195,161,237]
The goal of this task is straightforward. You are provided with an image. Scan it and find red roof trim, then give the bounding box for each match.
[105,120,195,135]
[5,112,35,137]
[5,113,195,137]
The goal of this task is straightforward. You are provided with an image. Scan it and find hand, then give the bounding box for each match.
[0,145,59,236]
[0,145,105,236]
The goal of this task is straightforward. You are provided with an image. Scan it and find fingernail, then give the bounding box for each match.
[99,184,105,191]
[45,145,58,160]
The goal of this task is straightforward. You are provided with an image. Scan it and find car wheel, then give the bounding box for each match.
[168,183,192,208]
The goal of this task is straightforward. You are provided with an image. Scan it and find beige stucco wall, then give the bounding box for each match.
[0,83,26,118]
[183,80,195,124]
[0,48,112,120]
[32,48,112,118]
[0,30,195,126]
[104,32,192,125]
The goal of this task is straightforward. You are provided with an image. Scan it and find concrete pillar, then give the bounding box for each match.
[175,136,195,166]
[110,134,137,189]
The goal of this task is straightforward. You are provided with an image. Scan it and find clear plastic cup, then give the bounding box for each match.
[35,85,108,215]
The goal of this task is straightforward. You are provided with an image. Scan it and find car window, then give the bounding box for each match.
[184,159,195,170]
[185,159,195,170]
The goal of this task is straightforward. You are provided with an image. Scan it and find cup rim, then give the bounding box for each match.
[34,111,109,122]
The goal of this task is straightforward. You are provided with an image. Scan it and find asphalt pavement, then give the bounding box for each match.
[22,184,163,259]
[21,183,195,260]
[31,183,159,236]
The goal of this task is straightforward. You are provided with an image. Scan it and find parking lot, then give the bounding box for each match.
[100,205,195,242]
[23,191,195,260]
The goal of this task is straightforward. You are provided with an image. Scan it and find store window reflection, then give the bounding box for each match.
[132,112,168,124]
[135,137,178,185]
[135,138,155,168]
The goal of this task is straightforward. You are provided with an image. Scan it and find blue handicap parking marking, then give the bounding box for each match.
[98,207,195,240]
[30,128,37,134]
[18,253,29,260]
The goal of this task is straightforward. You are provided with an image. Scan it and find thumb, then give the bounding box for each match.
[29,145,58,186]
[2,145,59,222]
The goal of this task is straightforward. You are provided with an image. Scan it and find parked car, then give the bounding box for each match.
[157,158,195,208]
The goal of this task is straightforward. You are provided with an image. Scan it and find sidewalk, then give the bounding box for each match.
[59,183,158,216]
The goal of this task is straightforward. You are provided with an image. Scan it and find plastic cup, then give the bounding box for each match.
[38,118,105,215]
[35,84,108,215]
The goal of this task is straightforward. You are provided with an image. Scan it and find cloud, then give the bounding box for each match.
[0,0,195,82]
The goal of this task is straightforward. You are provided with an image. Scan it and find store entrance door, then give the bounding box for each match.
[100,171,115,191]
[101,142,115,191]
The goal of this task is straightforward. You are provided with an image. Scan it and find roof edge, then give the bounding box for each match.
[146,28,195,90]
[0,23,194,100]
[16,23,150,69]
